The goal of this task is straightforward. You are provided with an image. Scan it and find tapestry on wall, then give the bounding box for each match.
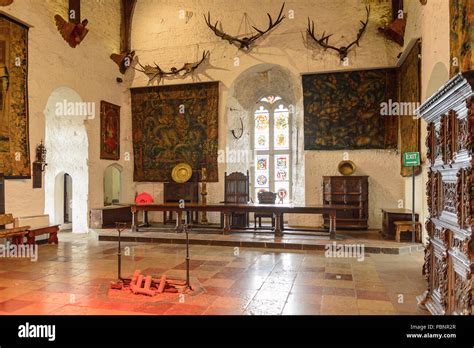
[131,81,219,182]
[100,101,120,160]
[0,15,30,178]
[303,69,398,150]
[450,0,474,77]
[398,40,421,177]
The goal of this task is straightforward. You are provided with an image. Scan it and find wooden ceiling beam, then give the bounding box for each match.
[110,0,137,74]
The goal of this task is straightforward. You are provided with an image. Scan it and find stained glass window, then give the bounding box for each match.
[254,106,269,150]
[274,105,289,150]
[253,96,292,203]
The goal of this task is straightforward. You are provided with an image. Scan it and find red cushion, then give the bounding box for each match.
[135,192,154,204]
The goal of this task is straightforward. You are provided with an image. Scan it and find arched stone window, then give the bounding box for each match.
[104,164,123,206]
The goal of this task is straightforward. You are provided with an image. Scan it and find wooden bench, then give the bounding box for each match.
[27,225,60,245]
[0,214,30,245]
[394,221,422,243]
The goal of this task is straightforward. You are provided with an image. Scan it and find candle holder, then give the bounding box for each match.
[200,168,209,224]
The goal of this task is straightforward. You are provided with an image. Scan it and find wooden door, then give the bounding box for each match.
[0,174,4,214]
[64,173,72,223]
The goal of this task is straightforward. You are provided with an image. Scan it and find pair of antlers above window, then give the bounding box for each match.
[205,3,370,60]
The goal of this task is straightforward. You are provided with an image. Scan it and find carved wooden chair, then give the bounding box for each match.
[254,191,277,230]
[221,171,250,229]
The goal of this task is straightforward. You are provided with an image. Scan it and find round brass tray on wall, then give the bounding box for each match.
[171,163,193,183]
[337,160,356,176]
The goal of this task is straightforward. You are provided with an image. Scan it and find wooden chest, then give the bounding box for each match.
[381,208,419,240]
[90,206,132,229]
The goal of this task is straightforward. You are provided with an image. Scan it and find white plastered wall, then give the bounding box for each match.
[44,87,88,233]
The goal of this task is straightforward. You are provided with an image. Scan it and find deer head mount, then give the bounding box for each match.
[307,5,370,60]
[205,3,286,50]
[136,50,209,83]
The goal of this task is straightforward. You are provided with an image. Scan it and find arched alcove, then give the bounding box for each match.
[225,64,305,207]
[104,163,123,206]
[44,87,89,233]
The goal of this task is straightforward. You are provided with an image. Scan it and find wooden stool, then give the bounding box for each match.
[394,221,422,242]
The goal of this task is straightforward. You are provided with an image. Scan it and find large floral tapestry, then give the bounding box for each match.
[450,0,474,77]
[0,15,30,178]
[131,82,219,182]
[303,69,398,150]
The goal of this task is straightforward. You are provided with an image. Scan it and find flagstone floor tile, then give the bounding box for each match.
[0,232,427,315]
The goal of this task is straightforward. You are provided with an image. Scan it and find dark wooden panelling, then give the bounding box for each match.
[0,174,4,214]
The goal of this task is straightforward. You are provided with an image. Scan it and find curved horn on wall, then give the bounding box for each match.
[231,117,244,140]
[0,0,14,6]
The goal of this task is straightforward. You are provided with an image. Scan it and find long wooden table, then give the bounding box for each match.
[130,203,358,239]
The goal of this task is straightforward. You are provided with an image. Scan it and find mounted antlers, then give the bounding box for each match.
[307,5,370,60]
[205,3,286,50]
[136,51,209,82]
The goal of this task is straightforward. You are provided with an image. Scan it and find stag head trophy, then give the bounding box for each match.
[307,5,370,61]
[205,3,286,50]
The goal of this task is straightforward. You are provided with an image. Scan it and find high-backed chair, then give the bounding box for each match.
[221,171,250,229]
[254,191,277,230]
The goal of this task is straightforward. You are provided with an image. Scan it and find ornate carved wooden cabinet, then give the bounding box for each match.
[417,71,474,315]
[322,176,369,230]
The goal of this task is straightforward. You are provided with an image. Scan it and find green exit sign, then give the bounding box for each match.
[403,152,420,166]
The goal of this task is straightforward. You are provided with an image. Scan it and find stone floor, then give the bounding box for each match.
[97,225,424,255]
[0,232,428,315]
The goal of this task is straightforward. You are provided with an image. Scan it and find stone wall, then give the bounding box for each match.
[127,0,403,227]
[2,0,123,231]
[1,0,452,231]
